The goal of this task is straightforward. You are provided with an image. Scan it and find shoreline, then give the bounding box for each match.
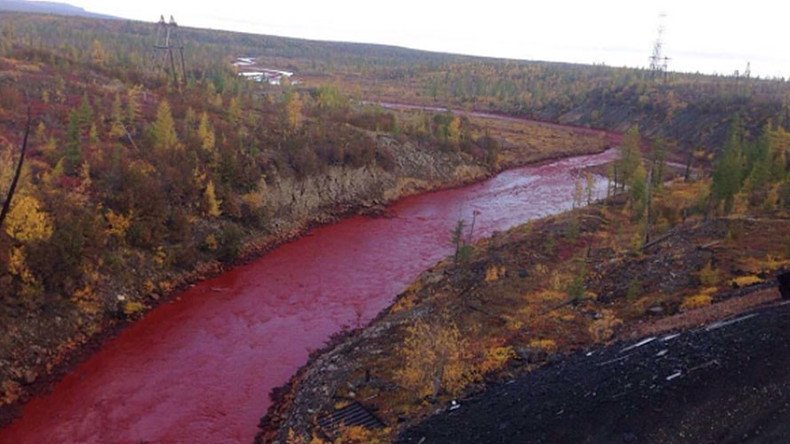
[255,184,789,442]
[0,140,613,430]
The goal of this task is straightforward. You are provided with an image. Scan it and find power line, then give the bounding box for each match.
[649,13,670,81]
[154,15,187,87]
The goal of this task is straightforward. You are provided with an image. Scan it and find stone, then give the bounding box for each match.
[778,271,790,300]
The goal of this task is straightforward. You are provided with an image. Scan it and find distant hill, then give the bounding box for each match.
[0,0,114,19]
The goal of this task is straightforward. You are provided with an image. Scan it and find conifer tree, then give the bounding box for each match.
[109,94,125,139]
[447,116,461,147]
[283,91,302,131]
[711,123,745,214]
[617,127,642,190]
[204,180,222,217]
[77,94,93,130]
[151,100,179,151]
[629,160,648,218]
[648,137,667,188]
[198,112,215,152]
[64,110,82,175]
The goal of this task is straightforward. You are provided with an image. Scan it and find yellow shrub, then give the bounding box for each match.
[738,255,790,274]
[390,293,416,314]
[533,263,549,277]
[526,289,566,305]
[123,301,146,316]
[4,195,53,242]
[332,426,391,444]
[333,400,351,410]
[286,428,327,444]
[484,265,505,282]
[528,339,557,352]
[480,346,515,373]
[8,247,35,284]
[588,309,623,342]
[394,317,478,398]
[154,246,168,267]
[105,209,132,238]
[158,280,174,294]
[73,285,100,314]
[698,262,720,287]
[549,271,564,291]
[505,317,524,332]
[204,233,219,251]
[143,279,156,293]
[335,425,386,444]
[681,291,714,311]
[730,275,763,288]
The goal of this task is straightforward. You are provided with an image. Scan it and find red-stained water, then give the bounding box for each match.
[1,149,617,443]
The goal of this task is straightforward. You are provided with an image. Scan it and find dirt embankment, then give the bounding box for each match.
[257,182,790,442]
[0,122,609,426]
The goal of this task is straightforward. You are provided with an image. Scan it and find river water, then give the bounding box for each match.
[1,149,617,443]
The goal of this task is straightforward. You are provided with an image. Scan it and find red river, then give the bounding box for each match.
[1,149,617,443]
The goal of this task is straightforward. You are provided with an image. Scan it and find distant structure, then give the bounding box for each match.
[154,15,187,86]
[649,13,670,80]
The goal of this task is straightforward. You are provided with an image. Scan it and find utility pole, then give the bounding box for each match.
[154,15,187,87]
[649,13,670,82]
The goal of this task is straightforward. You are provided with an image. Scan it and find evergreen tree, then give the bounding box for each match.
[91,39,107,66]
[227,97,242,126]
[109,94,125,139]
[745,126,771,203]
[451,219,466,264]
[648,137,667,188]
[64,110,82,176]
[711,124,745,214]
[77,94,94,130]
[629,160,648,219]
[617,127,642,190]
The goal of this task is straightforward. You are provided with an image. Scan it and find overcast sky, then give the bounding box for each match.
[54,0,790,78]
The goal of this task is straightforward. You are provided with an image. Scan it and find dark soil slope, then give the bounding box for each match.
[400,299,790,444]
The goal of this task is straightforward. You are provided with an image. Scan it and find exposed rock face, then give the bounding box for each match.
[265,137,488,232]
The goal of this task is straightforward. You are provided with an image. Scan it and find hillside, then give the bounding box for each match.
[0,0,113,18]
[3,12,790,155]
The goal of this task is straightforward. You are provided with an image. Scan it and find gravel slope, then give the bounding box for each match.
[400,296,790,444]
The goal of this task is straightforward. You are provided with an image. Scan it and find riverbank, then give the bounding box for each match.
[257,178,790,442]
[0,119,611,440]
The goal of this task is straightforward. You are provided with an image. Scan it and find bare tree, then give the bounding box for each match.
[0,108,32,231]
